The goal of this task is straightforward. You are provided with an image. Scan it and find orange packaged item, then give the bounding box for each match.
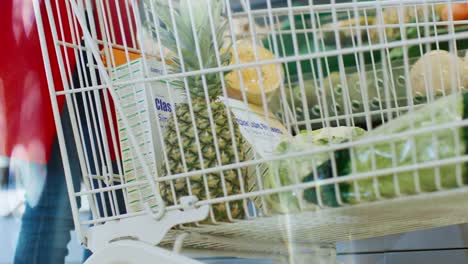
[101,48,142,67]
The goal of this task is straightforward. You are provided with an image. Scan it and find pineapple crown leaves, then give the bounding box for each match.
[144,0,232,98]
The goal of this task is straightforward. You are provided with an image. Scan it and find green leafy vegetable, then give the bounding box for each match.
[266,93,468,214]
[264,126,366,214]
[334,92,468,203]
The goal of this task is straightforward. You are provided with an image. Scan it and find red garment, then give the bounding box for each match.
[0,0,137,165]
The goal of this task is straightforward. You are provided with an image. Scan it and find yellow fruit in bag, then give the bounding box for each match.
[225,40,284,106]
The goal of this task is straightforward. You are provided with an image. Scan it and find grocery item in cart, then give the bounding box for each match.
[112,58,168,213]
[334,92,468,203]
[146,0,248,222]
[276,58,417,127]
[409,50,468,97]
[112,57,290,220]
[137,0,291,223]
[320,16,378,46]
[266,2,468,80]
[225,40,284,106]
[440,3,468,22]
[264,126,365,214]
[264,14,373,80]
[379,4,446,41]
[320,3,467,46]
[320,4,450,45]
[265,92,468,213]
[276,50,468,128]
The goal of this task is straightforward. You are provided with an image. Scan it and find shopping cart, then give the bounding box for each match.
[33,0,468,263]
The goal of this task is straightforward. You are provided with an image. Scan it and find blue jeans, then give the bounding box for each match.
[13,105,125,264]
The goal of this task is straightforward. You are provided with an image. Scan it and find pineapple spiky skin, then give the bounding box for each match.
[160,99,250,222]
[144,0,258,222]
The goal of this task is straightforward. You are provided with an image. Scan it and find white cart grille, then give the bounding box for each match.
[33,0,468,258]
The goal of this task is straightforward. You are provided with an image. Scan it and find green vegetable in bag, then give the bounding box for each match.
[264,126,366,214]
[306,92,468,204]
[265,93,468,214]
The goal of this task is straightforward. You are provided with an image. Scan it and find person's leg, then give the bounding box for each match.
[82,177,127,260]
[76,92,127,260]
[13,106,82,264]
[70,35,127,261]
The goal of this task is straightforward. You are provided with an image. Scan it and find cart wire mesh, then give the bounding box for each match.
[34,0,468,253]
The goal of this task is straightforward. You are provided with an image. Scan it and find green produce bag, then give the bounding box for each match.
[265,92,468,213]
[326,92,468,203]
[307,92,468,205]
[264,126,366,214]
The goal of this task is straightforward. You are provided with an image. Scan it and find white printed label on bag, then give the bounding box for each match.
[220,97,291,157]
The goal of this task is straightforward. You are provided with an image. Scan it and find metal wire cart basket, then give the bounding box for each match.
[33,0,468,263]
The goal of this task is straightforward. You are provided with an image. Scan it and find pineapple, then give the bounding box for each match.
[144,0,253,222]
